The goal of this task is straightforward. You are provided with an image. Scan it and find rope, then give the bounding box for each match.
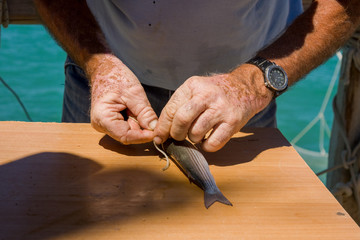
[348,30,360,71]
[294,145,328,158]
[291,51,342,159]
[0,76,33,121]
[316,28,360,177]
[328,94,360,214]
[318,28,360,219]
[316,97,360,176]
[291,27,360,217]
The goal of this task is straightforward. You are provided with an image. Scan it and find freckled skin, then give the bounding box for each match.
[88,54,158,144]
[154,64,273,152]
[34,0,360,149]
[33,0,159,145]
[89,55,138,102]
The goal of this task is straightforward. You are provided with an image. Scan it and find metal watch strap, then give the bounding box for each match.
[246,56,274,71]
[246,56,287,98]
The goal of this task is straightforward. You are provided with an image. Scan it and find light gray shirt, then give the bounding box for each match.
[86,0,302,90]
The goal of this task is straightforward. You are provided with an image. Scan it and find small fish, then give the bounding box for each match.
[159,138,233,209]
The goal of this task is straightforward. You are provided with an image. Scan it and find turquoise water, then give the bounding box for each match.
[0,25,66,122]
[0,25,339,183]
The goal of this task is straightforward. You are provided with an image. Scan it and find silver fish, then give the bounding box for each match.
[161,139,232,209]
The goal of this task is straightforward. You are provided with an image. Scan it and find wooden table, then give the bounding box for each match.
[0,122,359,239]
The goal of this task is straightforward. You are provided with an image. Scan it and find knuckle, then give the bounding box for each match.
[154,119,170,141]
[226,115,241,127]
[171,134,186,141]
[187,76,198,83]
[189,124,208,141]
[204,138,222,152]
[137,105,157,126]
[189,128,203,139]
[174,113,190,128]
[90,118,105,133]
[132,104,147,116]
[188,133,203,144]
[163,102,178,119]
[141,105,155,116]
[120,136,130,145]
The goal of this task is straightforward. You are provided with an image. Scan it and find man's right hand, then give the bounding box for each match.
[88,54,158,144]
[33,1,158,144]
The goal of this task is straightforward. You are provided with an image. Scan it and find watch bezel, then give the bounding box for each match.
[264,65,288,92]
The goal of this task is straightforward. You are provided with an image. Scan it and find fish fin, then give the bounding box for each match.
[204,190,233,209]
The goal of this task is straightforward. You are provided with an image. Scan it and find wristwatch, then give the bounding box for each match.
[246,56,288,97]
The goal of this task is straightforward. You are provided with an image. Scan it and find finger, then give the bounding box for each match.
[188,108,220,143]
[122,85,159,131]
[133,104,158,131]
[91,108,125,133]
[154,87,191,143]
[127,116,141,130]
[170,99,206,140]
[201,122,235,152]
[92,107,154,144]
[106,119,155,144]
[121,129,155,144]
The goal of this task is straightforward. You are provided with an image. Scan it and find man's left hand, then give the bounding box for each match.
[154,64,273,152]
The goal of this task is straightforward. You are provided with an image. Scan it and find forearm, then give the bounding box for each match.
[33,0,112,76]
[258,0,360,85]
[34,0,134,104]
[34,0,158,143]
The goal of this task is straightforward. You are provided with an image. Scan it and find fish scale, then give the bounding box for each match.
[162,138,233,209]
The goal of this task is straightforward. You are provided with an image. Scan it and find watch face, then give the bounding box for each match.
[266,66,288,91]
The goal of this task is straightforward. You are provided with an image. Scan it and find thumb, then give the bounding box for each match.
[153,86,192,143]
[127,99,158,131]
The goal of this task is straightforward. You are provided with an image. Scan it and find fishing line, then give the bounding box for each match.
[128,115,170,171]
[153,140,170,171]
[0,76,33,121]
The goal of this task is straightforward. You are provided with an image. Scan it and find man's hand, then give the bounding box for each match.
[154,64,273,152]
[34,1,158,144]
[89,54,158,144]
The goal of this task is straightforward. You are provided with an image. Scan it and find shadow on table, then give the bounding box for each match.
[203,128,291,166]
[0,152,193,240]
[99,135,158,157]
[99,128,291,167]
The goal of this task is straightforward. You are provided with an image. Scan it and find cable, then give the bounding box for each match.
[0,76,33,121]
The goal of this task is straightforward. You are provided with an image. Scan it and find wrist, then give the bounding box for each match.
[84,53,122,80]
[246,56,288,98]
[86,53,141,106]
[86,54,124,103]
[230,64,274,113]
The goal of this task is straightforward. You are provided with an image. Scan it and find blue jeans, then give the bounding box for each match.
[62,56,277,128]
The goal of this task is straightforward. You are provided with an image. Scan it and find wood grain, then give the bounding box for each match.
[0,121,358,239]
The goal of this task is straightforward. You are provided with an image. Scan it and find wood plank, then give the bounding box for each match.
[7,0,41,24]
[0,121,358,239]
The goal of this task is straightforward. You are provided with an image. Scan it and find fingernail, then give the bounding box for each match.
[154,136,162,145]
[149,119,158,130]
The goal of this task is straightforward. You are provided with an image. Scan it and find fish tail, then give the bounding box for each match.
[204,190,233,209]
